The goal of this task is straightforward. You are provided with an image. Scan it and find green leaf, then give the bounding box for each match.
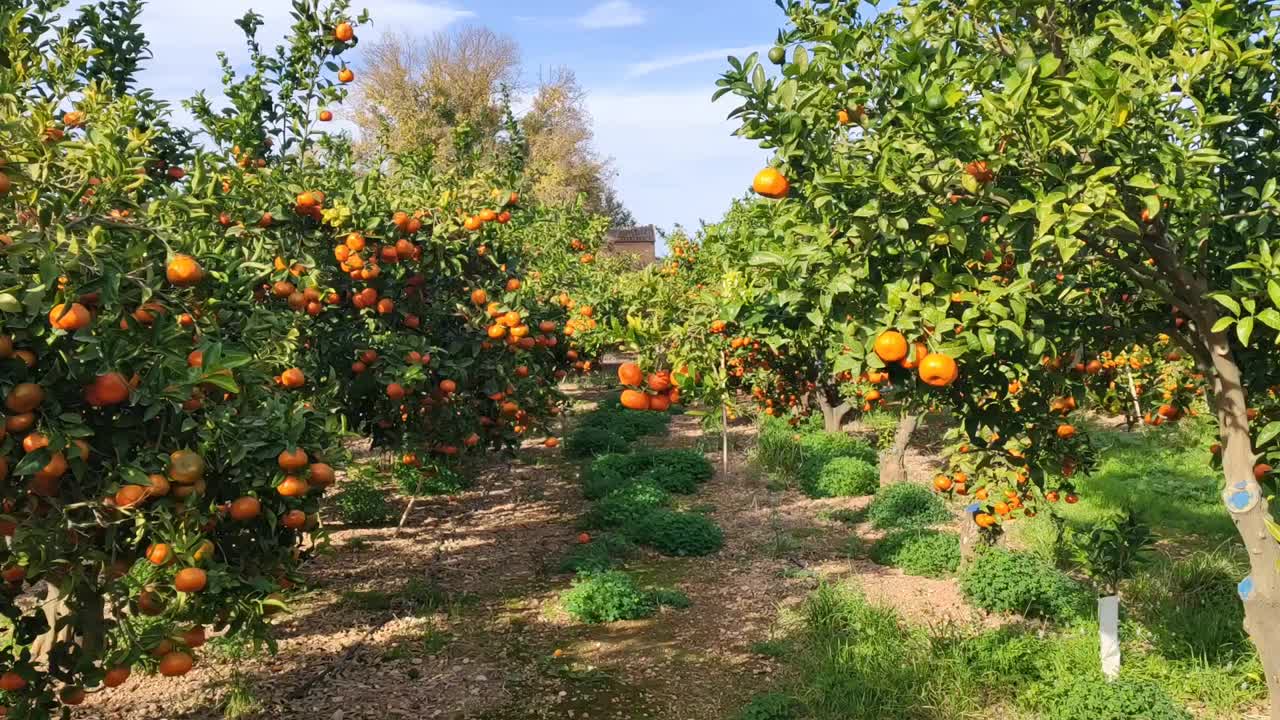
[1255,422,1280,449]
[1007,199,1035,215]
[749,251,786,266]
[1268,280,1280,309]
[1211,316,1236,333]
[1237,315,1255,346]
[1258,308,1280,331]
[1210,293,1241,316]
[0,294,20,313]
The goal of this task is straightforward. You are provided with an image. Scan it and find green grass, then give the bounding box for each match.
[739,582,1262,720]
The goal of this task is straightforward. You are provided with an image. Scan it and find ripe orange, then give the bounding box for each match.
[277,475,309,497]
[4,383,43,414]
[319,110,333,122]
[464,216,483,231]
[174,567,207,593]
[873,331,909,363]
[649,394,671,412]
[0,672,26,692]
[620,389,650,411]
[229,496,261,521]
[146,543,173,566]
[280,367,306,389]
[165,254,204,287]
[439,379,457,395]
[115,485,148,508]
[577,532,591,544]
[278,448,309,472]
[158,651,194,677]
[933,474,953,492]
[618,362,643,386]
[309,463,335,487]
[506,278,522,292]
[48,302,91,331]
[471,288,488,306]
[103,666,131,688]
[918,353,959,387]
[85,372,131,406]
[647,371,672,392]
[752,168,789,199]
[335,22,354,41]
[338,67,355,83]
[1055,424,1077,439]
[386,383,406,400]
[145,473,171,497]
[168,450,205,484]
[282,510,307,530]
[544,437,559,448]
[974,513,997,529]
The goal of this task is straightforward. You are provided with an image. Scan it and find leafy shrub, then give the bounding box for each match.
[581,482,671,530]
[1040,675,1191,720]
[869,529,960,578]
[583,452,653,499]
[804,456,879,498]
[561,571,655,623]
[581,407,670,440]
[566,426,630,459]
[393,462,468,497]
[557,534,636,574]
[961,548,1089,620]
[756,416,806,476]
[332,476,393,526]
[866,483,951,530]
[862,410,901,451]
[628,509,724,556]
[799,431,877,470]
[649,587,691,609]
[736,693,800,720]
[636,466,698,494]
[582,449,713,499]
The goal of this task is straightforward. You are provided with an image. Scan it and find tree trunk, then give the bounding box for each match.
[1204,329,1280,720]
[814,392,851,433]
[880,413,918,485]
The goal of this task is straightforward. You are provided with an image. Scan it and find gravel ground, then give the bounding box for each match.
[81,386,974,720]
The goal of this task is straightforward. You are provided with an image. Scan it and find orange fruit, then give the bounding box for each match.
[174,567,207,593]
[146,543,173,566]
[157,651,194,677]
[277,448,309,472]
[318,110,333,122]
[338,67,355,83]
[1056,424,1077,439]
[183,626,207,648]
[280,368,306,389]
[309,463,336,487]
[439,379,457,395]
[0,672,26,692]
[277,475,309,497]
[229,496,261,521]
[103,666,131,688]
[933,475,953,492]
[115,485,148,508]
[873,331,909,363]
[167,450,205,484]
[48,302,91,331]
[620,389,650,411]
[618,362,643,386]
[85,372,131,407]
[918,353,959,387]
[335,22,354,41]
[471,288,488,306]
[165,254,204,287]
[752,168,789,199]
[5,383,44,413]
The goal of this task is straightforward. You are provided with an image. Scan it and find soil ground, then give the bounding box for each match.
[81,382,981,720]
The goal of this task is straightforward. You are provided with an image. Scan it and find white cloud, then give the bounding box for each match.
[587,90,767,235]
[577,1,645,30]
[627,45,769,78]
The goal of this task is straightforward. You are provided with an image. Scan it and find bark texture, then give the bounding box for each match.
[879,413,918,485]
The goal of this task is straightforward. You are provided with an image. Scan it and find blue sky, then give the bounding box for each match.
[128,0,791,236]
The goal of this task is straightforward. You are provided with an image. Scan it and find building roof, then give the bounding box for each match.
[606,225,657,247]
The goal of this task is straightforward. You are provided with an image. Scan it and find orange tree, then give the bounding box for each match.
[715,0,1280,711]
[0,1,341,716]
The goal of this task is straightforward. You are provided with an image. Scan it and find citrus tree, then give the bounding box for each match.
[0,2,342,715]
[714,0,1280,711]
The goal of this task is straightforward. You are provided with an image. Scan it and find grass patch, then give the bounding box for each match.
[582,449,713,499]
[866,482,951,530]
[868,529,960,578]
[560,571,690,624]
[738,582,1254,720]
[626,509,724,557]
[221,673,262,719]
[331,475,394,526]
[802,456,878,498]
[960,547,1089,621]
[557,533,636,574]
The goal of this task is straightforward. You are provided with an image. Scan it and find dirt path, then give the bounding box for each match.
[83,387,968,720]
